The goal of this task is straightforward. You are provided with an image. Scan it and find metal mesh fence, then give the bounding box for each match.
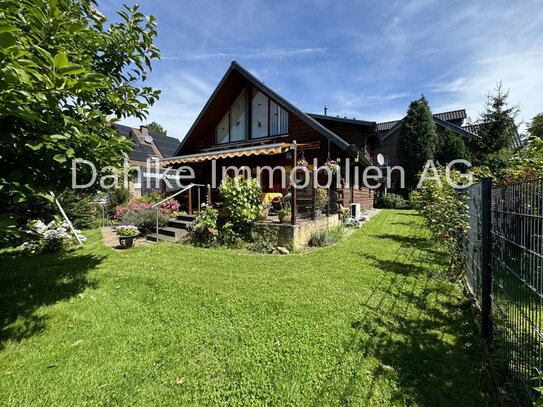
[490,179,543,405]
[463,178,543,405]
[462,181,484,304]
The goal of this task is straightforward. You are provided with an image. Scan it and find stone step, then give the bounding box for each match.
[146,233,178,243]
[177,214,196,222]
[158,226,188,238]
[146,228,188,243]
[168,219,192,229]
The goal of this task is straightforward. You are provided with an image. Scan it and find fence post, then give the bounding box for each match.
[312,188,317,220]
[481,177,493,339]
[291,141,297,225]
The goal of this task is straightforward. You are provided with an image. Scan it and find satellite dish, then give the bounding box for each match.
[376,153,385,166]
[144,135,154,143]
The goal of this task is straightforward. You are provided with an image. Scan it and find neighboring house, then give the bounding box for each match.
[115,124,181,196]
[376,109,479,189]
[160,61,380,219]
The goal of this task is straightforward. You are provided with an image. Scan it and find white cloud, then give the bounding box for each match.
[162,47,326,61]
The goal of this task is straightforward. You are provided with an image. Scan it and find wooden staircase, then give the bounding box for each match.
[147,214,195,243]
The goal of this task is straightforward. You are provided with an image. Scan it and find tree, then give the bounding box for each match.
[147,121,167,136]
[397,95,439,190]
[0,0,161,206]
[527,113,543,140]
[436,128,471,168]
[473,83,520,163]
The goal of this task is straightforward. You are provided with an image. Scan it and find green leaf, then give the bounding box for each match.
[59,63,85,75]
[0,24,19,33]
[53,52,68,69]
[68,22,85,32]
[53,154,67,163]
[25,142,43,150]
[0,32,15,47]
[49,134,68,140]
[36,193,55,203]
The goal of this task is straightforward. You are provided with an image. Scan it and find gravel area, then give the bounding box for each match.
[100,227,153,250]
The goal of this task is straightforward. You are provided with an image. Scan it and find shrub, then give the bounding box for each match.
[220,222,242,249]
[249,224,279,253]
[58,190,102,229]
[19,218,87,254]
[122,209,168,236]
[219,176,262,234]
[411,166,469,278]
[308,225,346,247]
[114,194,180,234]
[189,203,219,247]
[108,187,131,208]
[374,192,407,209]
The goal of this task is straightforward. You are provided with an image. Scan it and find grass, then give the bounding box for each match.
[0,210,488,406]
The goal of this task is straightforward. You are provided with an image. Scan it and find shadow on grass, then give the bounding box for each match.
[342,216,486,405]
[0,250,103,350]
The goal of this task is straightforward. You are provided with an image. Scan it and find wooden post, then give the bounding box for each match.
[326,188,330,217]
[188,187,193,215]
[50,192,83,245]
[207,184,212,204]
[312,187,317,220]
[291,141,297,225]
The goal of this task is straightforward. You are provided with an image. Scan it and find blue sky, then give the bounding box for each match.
[99,0,543,140]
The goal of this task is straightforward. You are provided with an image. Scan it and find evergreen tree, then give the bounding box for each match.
[147,121,168,136]
[527,113,543,140]
[473,83,520,163]
[436,128,471,167]
[397,95,439,190]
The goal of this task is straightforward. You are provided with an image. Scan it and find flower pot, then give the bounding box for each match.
[119,236,136,249]
[257,208,269,221]
[278,211,291,223]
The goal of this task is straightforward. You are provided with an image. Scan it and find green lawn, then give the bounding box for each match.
[0,210,487,406]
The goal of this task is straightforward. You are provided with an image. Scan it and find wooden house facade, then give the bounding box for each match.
[160,61,380,222]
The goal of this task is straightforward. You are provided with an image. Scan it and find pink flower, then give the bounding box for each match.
[450,228,456,233]
[201,202,206,208]
[444,233,450,239]
[209,228,214,233]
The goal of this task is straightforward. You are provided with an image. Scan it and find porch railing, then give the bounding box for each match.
[150,183,210,242]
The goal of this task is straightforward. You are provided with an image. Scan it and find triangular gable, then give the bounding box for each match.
[174,61,354,156]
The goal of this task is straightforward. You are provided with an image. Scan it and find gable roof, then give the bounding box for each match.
[380,116,478,142]
[114,124,181,162]
[307,113,375,127]
[434,109,466,122]
[377,109,468,133]
[378,108,478,141]
[173,61,372,165]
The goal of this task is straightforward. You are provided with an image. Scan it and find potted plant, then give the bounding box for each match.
[315,188,328,216]
[324,160,339,174]
[115,225,139,248]
[277,208,292,223]
[257,202,271,221]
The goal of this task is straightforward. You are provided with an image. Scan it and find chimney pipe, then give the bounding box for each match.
[324,105,328,116]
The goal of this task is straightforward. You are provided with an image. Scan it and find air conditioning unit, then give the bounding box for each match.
[349,203,361,220]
